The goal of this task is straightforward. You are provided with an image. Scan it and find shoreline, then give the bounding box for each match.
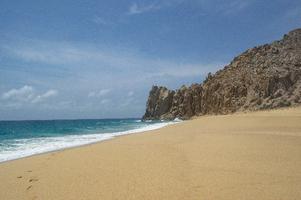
[1,107,301,199]
[1,106,298,164]
[0,120,178,164]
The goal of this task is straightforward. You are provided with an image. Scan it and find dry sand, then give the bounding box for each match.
[0,107,301,200]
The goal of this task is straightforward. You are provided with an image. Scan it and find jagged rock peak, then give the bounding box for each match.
[142,28,301,120]
[142,86,175,120]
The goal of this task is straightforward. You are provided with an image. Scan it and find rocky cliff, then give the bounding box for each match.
[143,28,301,120]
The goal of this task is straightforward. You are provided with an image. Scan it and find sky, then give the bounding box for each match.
[0,0,300,120]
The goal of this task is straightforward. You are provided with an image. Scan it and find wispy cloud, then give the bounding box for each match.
[2,85,58,104]
[31,89,58,103]
[100,99,110,104]
[92,16,108,25]
[0,38,223,119]
[88,89,111,98]
[126,0,252,16]
[220,0,251,15]
[127,91,134,97]
[1,39,222,79]
[127,2,161,15]
[2,42,91,65]
[2,85,34,102]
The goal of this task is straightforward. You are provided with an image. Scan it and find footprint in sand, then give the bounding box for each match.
[27,185,33,191]
[17,176,22,179]
[29,178,39,183]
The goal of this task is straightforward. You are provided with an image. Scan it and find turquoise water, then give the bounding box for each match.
[0,119,176,162]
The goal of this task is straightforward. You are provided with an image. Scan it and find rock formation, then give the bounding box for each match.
[143,28,301,120]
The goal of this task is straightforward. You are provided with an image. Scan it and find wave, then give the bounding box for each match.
[0,121,177,163]
[173,118,183,122]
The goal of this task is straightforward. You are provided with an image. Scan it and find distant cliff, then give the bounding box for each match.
[143,28,301,120]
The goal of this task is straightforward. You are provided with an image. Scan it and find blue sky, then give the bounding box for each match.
[0,0,300,120]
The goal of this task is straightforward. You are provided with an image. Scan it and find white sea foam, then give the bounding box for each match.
[0,121,178,163]
[174,117,183,122]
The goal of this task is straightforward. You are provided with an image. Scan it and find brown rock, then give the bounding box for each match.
[143,28,301,120]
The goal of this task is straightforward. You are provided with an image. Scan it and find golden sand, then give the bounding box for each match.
[0,107,301,200]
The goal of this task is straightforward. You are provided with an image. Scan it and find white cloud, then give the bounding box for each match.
[4,44,86,65]
[126,0,252,16]
[31,89,58,103]
[127,91,134,97]
[221,0,251,15]
[88,89,111,98]
[1,85,58,104]
[100,99,109,104]
[88,91,96,98]
[5,41,220,79]
[2,85,34,101]
[2,39,222,79]
[127,3,161,15]
[1,39,224,119]
[98,89,111,96]
[92,16,107,25]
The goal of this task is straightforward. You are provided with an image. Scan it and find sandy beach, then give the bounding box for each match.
[0,107,301,200]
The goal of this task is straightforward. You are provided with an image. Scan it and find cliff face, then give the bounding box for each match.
[142,28,301,120]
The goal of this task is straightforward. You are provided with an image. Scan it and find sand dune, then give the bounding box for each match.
[1,107,301,200]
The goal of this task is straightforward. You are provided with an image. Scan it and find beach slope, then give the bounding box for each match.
[1,107,301,200]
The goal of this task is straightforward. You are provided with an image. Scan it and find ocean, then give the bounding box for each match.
[0,118,178,163]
